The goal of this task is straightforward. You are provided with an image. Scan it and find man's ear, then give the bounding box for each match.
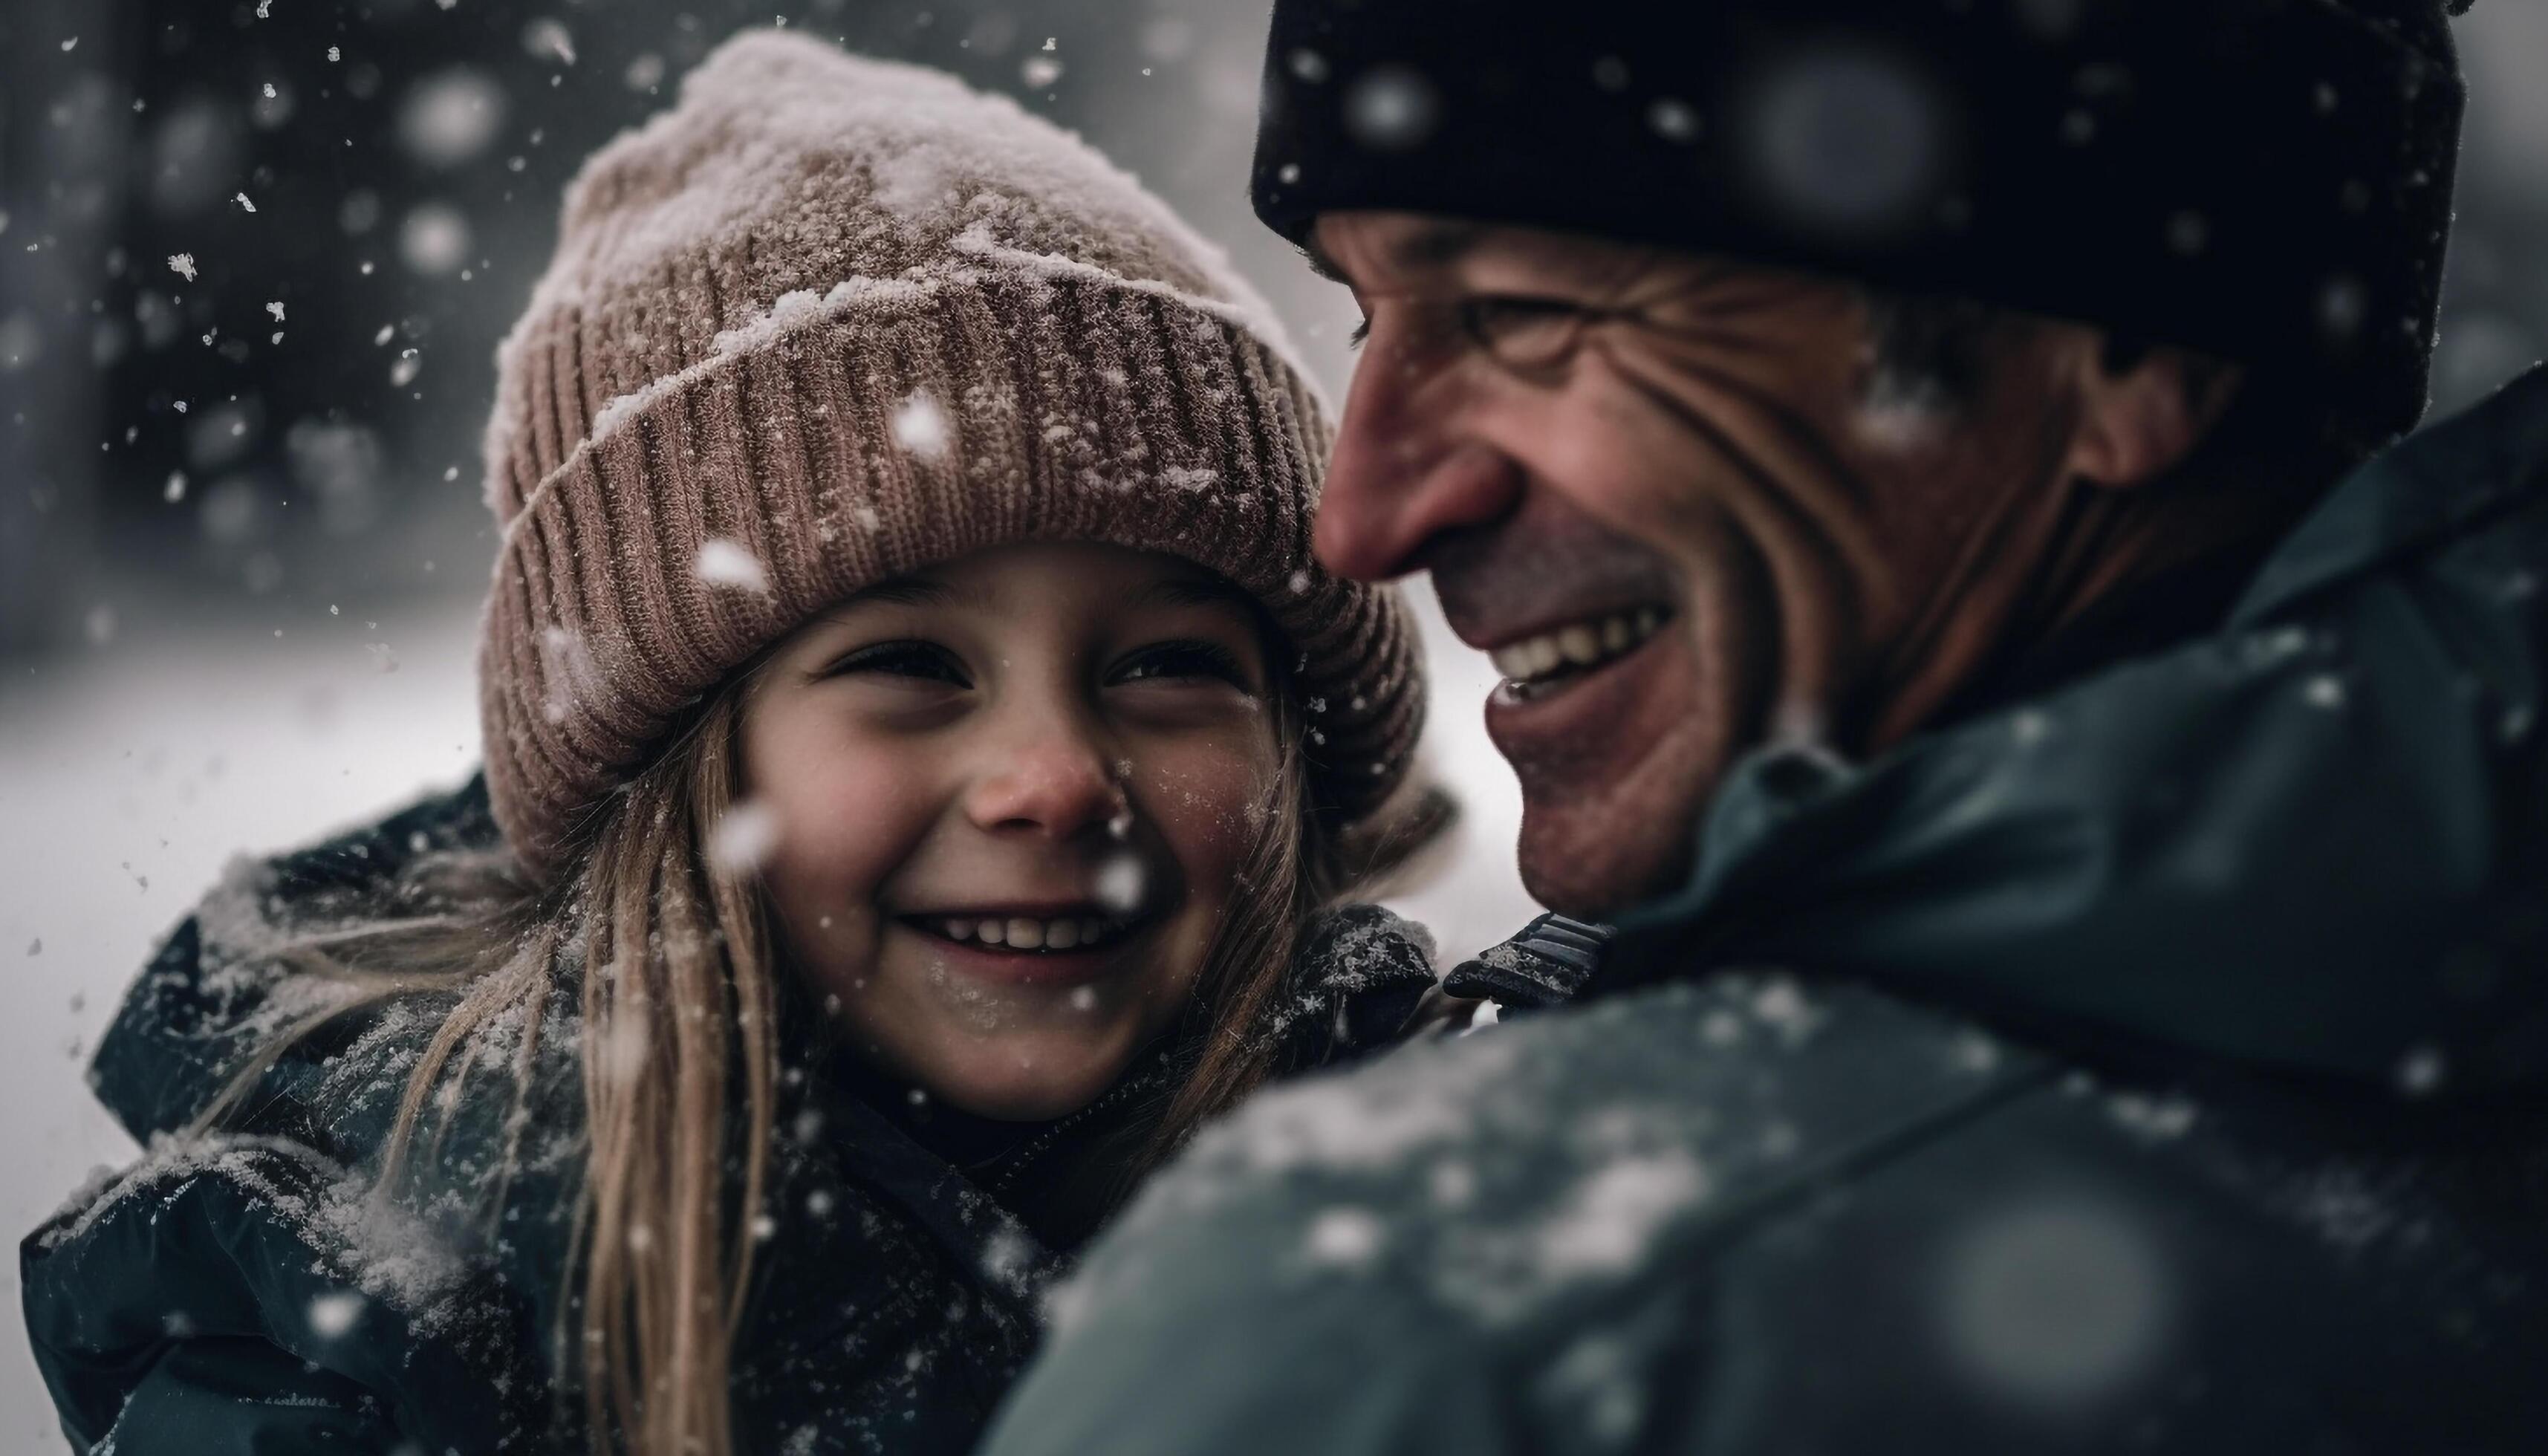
[2064,343,2244,490]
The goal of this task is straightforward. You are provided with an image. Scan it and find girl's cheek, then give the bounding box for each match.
[763,738,936,947]
[1139,733,1279,866]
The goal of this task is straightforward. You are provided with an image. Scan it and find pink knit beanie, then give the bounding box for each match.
[475,30,1421,880]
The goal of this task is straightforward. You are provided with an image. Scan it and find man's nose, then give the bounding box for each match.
[1313,327,1525,582]
[963,709,1121,840]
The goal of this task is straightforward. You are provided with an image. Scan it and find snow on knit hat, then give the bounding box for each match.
[478,30,1422,880]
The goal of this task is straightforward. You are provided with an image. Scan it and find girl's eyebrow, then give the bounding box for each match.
[852,576,958,608]
[1134,575,1257,615]
[818,575,963,620]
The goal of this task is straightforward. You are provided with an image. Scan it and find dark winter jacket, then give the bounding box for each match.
[19,779,1439,1455]
[978,368,2548,1456]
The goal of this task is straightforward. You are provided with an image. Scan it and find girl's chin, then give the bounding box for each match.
[920,1047,1134,1122]
[870,1007,1154,1121]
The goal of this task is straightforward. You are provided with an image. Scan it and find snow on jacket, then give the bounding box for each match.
[979,368,2548,1456]
[19,777,1439,1455]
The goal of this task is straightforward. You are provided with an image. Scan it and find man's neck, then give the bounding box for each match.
[1868,462,2315,747]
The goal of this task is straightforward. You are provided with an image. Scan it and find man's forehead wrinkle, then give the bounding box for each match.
[1314,215,1486,285]
[1394,218,1487,271]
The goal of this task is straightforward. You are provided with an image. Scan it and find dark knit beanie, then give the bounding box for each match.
[1253,0,2469,443]
[481,32,1423,880]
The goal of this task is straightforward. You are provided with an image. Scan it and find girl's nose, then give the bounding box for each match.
[963,726,1122,840]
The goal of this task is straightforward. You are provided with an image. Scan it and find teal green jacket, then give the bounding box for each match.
[980,369,2548,1456]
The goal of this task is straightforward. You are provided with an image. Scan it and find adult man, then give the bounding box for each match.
[984,1,2548,1449]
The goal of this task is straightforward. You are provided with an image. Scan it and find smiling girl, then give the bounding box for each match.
[23,33,1437,1456]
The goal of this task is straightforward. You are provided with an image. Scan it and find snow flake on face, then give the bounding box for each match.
[694,537,773,595]
[1093,851,1145,917]
[167,253,197,282]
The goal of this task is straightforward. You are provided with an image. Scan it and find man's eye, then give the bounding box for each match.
[825,640,969,686]
[1454,296,1590,371]
[1346,315,1372,351]
[1111,640,1249,689]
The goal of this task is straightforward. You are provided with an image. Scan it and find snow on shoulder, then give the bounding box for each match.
[1051,975,2029,1339]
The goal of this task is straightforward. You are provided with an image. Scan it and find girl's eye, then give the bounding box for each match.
[1111,640,1251,689]
[1346,315,1372,351]
[1455,296,1591,372]
[824,640,969,687]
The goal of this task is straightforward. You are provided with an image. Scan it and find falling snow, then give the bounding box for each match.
[695,538,772,594]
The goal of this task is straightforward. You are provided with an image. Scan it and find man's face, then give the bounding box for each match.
[1309,212,2093,917]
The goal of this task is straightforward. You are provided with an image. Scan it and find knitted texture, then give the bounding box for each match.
[480,30,1420,880]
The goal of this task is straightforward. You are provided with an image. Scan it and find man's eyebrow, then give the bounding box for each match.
[1396,219,1486,270]
[1299,219,1487,285]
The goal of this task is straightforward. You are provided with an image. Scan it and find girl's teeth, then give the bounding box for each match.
[937,915,1121,950]
[1490,608,1670,685]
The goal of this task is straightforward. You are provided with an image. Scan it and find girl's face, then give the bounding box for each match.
[741,542,1284,1121]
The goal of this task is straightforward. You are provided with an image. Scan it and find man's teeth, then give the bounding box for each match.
[1491,607,1666,683]
[937,915,1117,951]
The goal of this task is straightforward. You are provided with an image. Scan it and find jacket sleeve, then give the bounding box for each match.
[22,1137,539,1456]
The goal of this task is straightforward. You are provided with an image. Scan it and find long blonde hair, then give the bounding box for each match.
[203,653,1415,1455]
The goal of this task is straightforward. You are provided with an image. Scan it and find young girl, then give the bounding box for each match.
[23,33,1442,1456]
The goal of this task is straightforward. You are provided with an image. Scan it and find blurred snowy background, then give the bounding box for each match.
[1,0,2541,1445]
